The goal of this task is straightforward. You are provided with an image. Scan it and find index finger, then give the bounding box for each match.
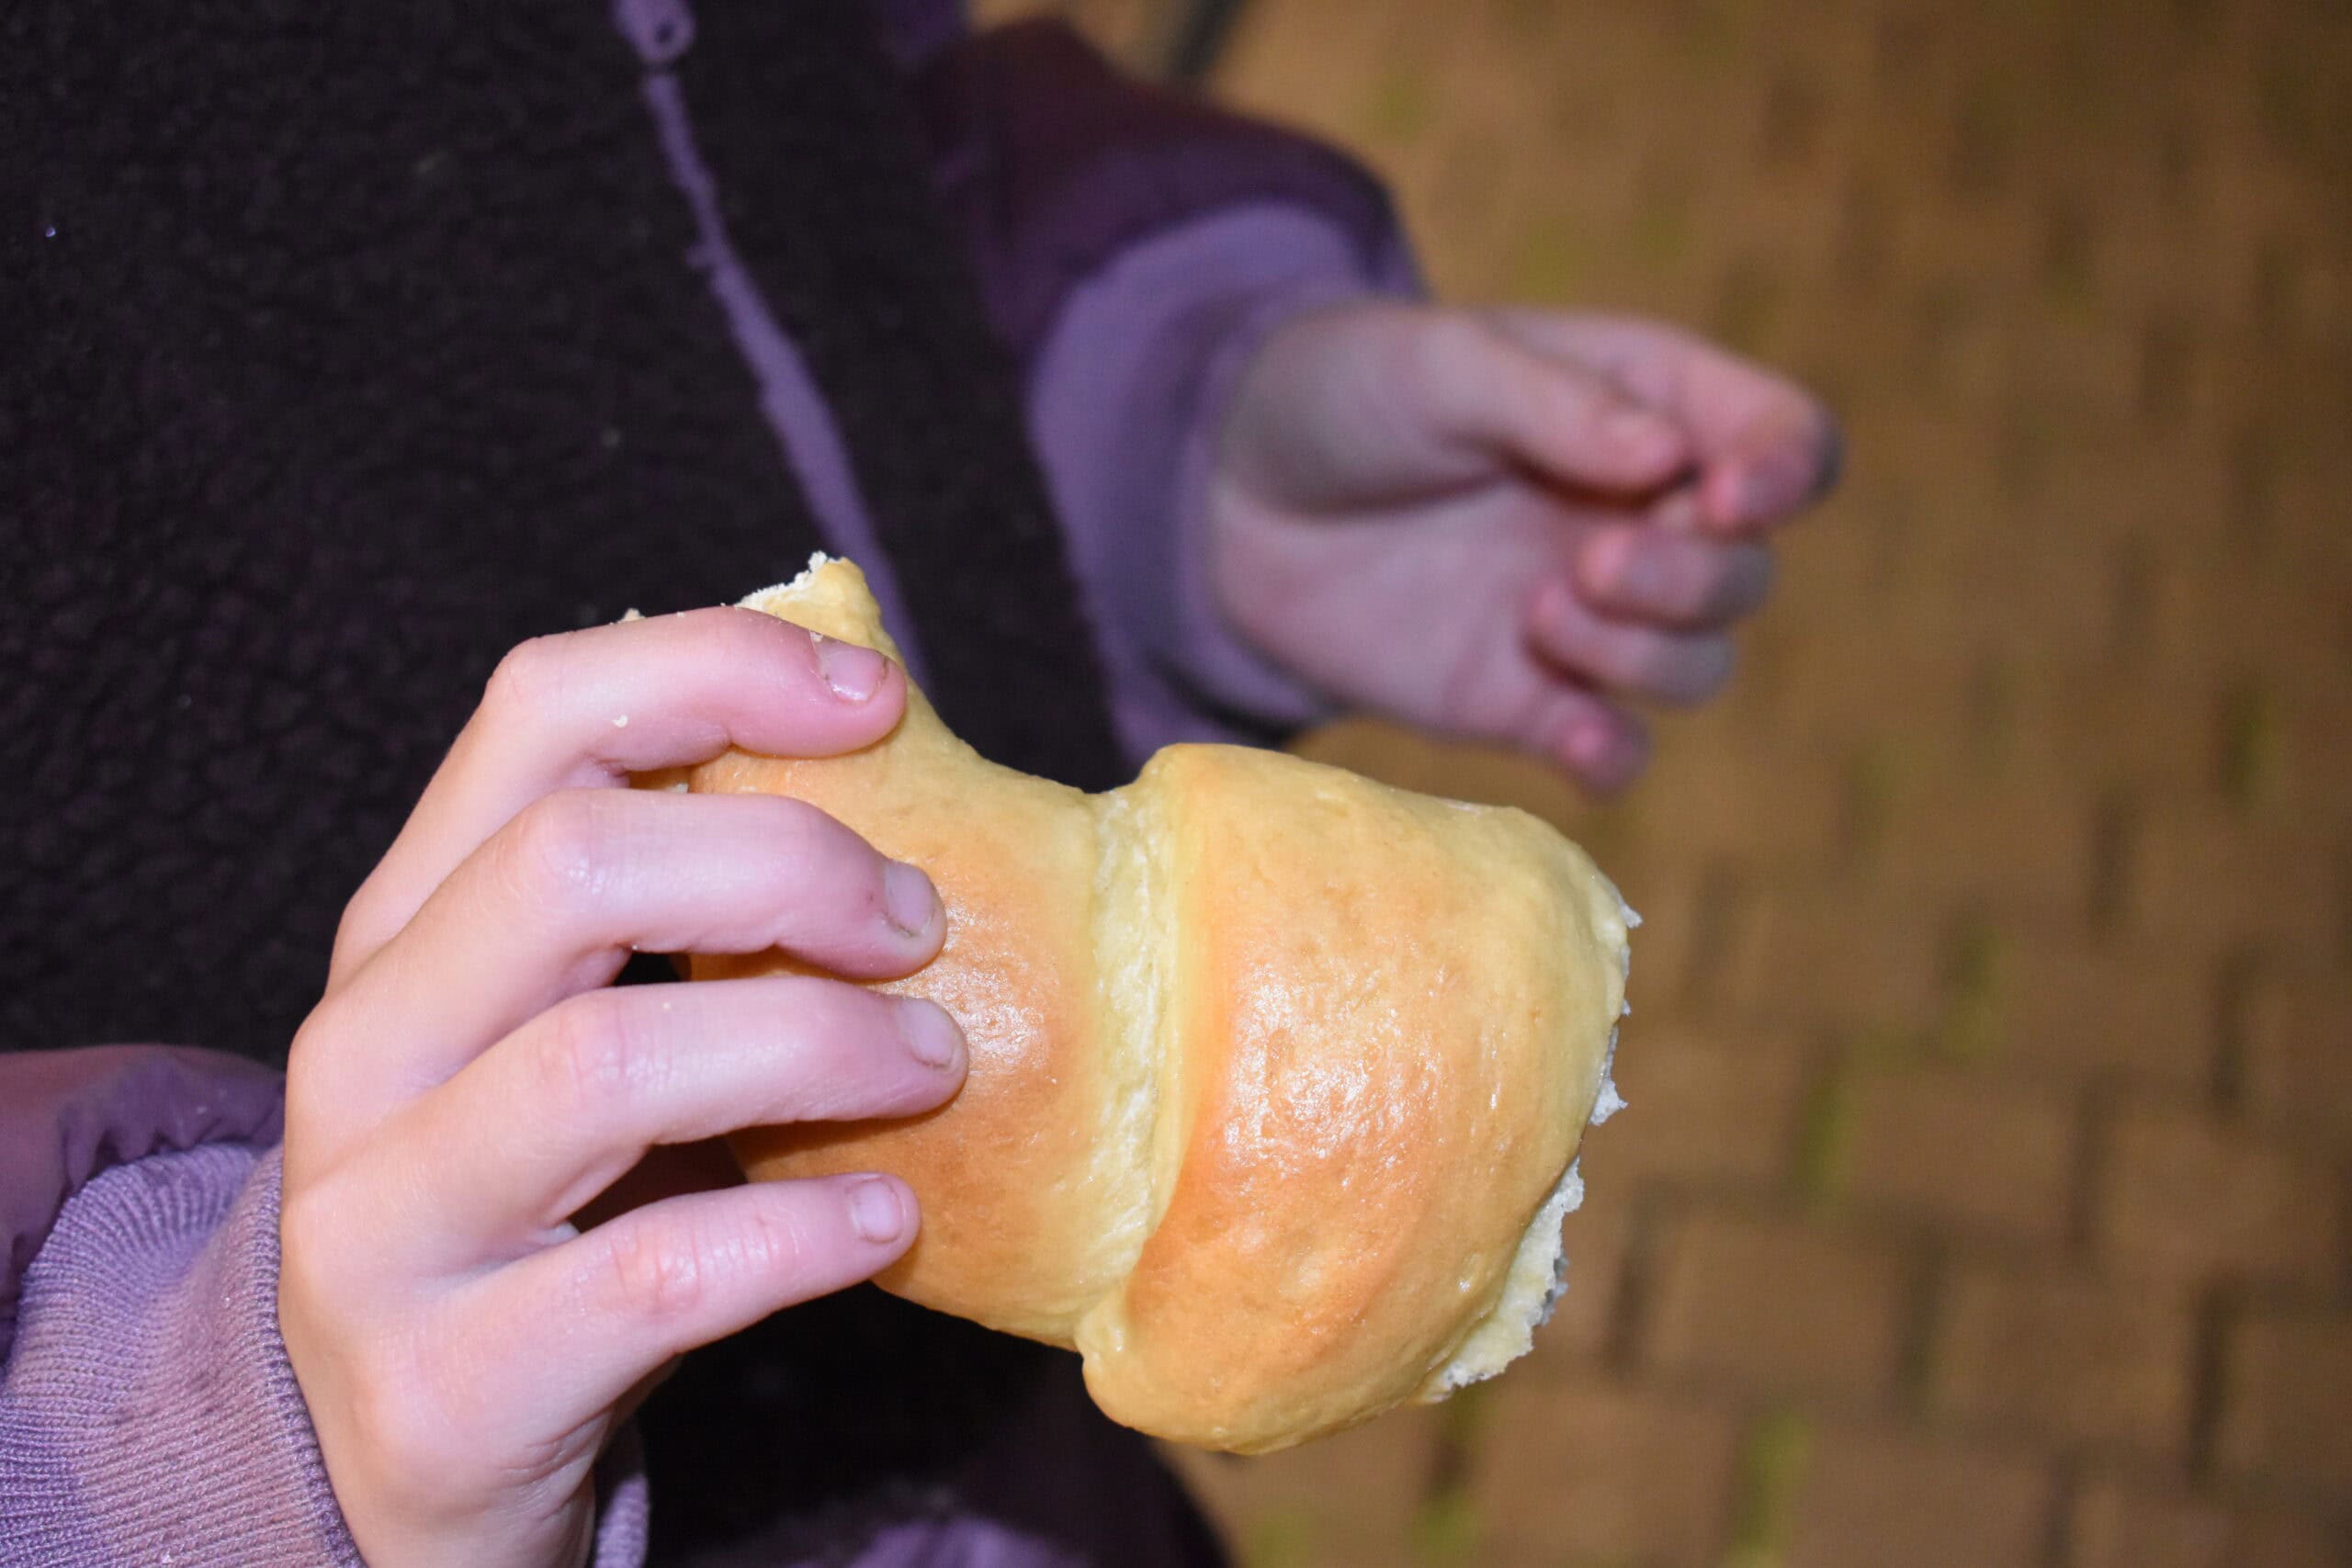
[1484,310,1842,535]
[330,606,904,985]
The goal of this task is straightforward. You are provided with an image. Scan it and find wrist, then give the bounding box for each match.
[1171,284,1373,732]
[1033,204,1419,755]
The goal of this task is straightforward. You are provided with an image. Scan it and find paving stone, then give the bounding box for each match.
[1857,773,2101,920]
[2093,1097,2343,1289]
[2068,1472,2348,1568]
[1839,1064,2079,1245]
[1641,1208,1912,1403]
[1928,1260,2198,1456]
[2124,806,2346,965]
[2236,964,2352,1140]
[1995,933,2217,1091]
[1470,1371,1741,1567]
[1595,1020,1811,1191]
[2216,1309,2352,1495]
[1721,886,1947,1032]
[1783,1424,2056,1568]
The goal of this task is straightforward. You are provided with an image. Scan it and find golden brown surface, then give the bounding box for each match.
[1078,745,1623,1450]
[682,558,1630,1450]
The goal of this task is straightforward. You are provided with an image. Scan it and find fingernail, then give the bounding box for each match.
[898,998,965,1070]
[882,860,937,937]
[1566,719,1612,769]
[846,1177,909,1244]
[813,635,887,702]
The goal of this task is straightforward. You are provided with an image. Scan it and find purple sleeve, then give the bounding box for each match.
[902,19,1424,759]
[906,20,1402,364]
[0,1046,651,1566]
[1029,204,1421,761]
[1,1043,284,1362]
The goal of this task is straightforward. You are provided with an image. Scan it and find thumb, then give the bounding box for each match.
[1419,316,1691,494]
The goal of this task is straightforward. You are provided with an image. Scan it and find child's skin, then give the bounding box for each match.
[277,304,1835,1567]
[1212,305,1839,791]
[277,611,963,1567]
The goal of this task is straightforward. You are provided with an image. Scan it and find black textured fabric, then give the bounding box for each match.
[680,0,1129,795]
[0,0,1178,1561]
[1,0,1121,1065]
[5,0,835,1059]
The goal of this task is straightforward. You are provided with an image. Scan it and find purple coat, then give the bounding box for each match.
[0,1,1417,1563]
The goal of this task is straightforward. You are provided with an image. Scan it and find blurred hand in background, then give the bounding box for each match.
[1209,301,1841,792]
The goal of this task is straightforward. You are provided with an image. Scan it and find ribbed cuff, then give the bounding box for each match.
[0,1145,365,1563]
[0,1143,650,1566]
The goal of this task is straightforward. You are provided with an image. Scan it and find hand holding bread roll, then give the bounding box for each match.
[677,557,1631,1452]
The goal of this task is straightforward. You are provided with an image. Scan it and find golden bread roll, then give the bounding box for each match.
[680,557,1632,1453]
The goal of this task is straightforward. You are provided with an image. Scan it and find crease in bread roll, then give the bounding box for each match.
[1079,783,1176,1294]
[679,555,1631,1452]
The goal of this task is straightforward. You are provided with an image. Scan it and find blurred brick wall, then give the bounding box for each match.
[982,1,2352,1562]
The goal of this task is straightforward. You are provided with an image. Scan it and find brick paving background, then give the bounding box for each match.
[987,1,2352,1561]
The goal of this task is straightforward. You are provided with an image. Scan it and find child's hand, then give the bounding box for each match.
[278,611,966,1568]
[1209,303,1841,791]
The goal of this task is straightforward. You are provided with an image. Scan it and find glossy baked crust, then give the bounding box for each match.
[684,558,1629,1452]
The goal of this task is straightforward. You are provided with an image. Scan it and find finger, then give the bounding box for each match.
[1417,318,1691,495]
[1694,410,1846,533]
[297,790,944,1144]
[451,1174,918,1436]
[332,607,906,985]
[1574,527,1776,629]
[1519,682,1653,795]
[1484,310,1838,531]
[371,978,964,1265]
[1527,580,1736,706]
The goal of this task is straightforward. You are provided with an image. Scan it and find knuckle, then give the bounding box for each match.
[481,633,572,719]
[756,791,830,843]
[598,1219,709,1328]
[536,989,656,1117]
[356,1372,469,1497]
[762,796,866,879]
[501,789,617,908]
[716,604,809,670]
[672,605,764,682]
[327,887,387,976]
[738,1198,817,1282]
